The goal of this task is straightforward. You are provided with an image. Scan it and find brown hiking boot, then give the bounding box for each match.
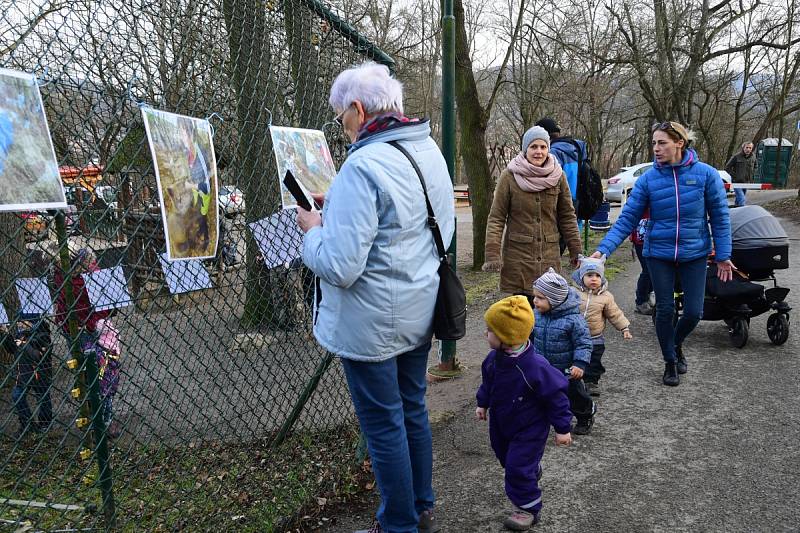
[418,509,441,533]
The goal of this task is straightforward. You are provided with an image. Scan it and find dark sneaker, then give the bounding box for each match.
[418,509,441,533]
[675,346,688,374]
[635,303,654,315]
[503,507,539,530]
[573,417,594,435]
[663,362,680,386]
[584,381,600,396]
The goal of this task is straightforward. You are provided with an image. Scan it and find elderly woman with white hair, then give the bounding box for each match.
[295,62,454,533]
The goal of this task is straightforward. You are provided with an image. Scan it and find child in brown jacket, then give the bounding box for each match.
[572,256,632,396]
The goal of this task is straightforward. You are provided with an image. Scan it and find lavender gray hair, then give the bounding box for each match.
[329,62,404,115]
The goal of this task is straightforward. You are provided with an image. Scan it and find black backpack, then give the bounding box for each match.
[558,138,604,220]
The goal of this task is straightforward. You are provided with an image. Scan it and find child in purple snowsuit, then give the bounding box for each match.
[477,295,573,531]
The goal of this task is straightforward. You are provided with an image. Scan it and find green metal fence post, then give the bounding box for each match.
[429,0,462,379]
[54,213,116,528]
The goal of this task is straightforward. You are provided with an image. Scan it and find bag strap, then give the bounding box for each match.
[387,141,448,261]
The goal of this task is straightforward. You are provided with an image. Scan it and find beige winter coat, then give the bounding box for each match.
[484,169,582,295]
[575,283,630,337]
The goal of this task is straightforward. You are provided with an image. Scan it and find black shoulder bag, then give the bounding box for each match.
[388,141,466,341]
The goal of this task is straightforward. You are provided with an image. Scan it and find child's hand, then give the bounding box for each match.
[623,329,633,340]
[554,433,572,446]
[569,366,584,380]
[475,407,488,421]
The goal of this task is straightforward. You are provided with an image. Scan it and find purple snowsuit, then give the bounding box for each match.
[476,342,572,513]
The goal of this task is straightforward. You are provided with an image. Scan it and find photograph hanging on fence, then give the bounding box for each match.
[270,126,337,209]
[159,253,213,294]
[248,209,304,269]
[15,277,53,316]
[0,68,66,211]
[141,107,219,260]
[0,303,8,325]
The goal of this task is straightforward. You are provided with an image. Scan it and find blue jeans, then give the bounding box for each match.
[634,244,652,306]
[341,342,434,533]
[646,257,707,362]
[734,188,747,206]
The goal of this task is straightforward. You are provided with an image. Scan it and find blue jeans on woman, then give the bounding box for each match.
[634,244,652,306]
[734,188,747,207]
[341,341,435,533]
[646,257,707,363]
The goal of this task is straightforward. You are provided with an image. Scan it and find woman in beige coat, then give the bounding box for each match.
[483,125,582,295]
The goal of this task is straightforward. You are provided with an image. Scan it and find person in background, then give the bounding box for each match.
[630,209,654,315]
[725,142,756,207]
[295,61,453,533]
[483,125,581,294]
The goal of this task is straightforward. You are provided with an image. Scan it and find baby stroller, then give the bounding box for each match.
[654,205,791,348]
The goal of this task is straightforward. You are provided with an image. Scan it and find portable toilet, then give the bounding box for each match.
[755,138,793,187]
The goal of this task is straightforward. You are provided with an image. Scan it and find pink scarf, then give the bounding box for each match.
[507,152,563,192]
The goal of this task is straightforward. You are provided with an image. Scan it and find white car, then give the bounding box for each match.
[219,185,245,215]
[606,163,732,203]
[605,163,652,203]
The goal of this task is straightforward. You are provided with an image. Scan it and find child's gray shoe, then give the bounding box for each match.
[503,507,539,530]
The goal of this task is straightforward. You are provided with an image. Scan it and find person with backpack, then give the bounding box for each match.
[536,118,604,226]
[483,125,581,293]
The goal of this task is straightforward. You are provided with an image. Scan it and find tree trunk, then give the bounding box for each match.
[454,0,492,270]
[0,214,26,317]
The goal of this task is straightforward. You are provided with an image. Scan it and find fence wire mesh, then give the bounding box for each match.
[0,0,392,530]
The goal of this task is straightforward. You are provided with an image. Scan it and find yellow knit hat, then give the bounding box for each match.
[484,295,534,346]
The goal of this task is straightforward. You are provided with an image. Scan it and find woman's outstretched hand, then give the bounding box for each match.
[716,259,736,282]
[589,251,602,259]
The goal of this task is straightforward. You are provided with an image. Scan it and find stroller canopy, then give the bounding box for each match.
[729,205,789,249]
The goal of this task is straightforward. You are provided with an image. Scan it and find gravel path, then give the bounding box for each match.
[323,192,800,532]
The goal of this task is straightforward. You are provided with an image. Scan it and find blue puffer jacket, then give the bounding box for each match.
[532,289,592,371]
[598,149,731,262]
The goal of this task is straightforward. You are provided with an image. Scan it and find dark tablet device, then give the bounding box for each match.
[283,169,313,211]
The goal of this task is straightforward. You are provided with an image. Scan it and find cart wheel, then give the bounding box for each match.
[729,317,749,348]
[767,313,790,346]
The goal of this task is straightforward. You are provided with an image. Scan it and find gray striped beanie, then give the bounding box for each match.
[533,268,569,308]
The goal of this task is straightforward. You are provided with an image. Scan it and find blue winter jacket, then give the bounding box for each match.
[550,138,587,200]
[532,289,592,371]
[302,121,455,361]
[597,149,731,262]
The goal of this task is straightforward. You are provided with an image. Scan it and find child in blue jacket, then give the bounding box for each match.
[531,268,595,435]
[477,295,572,531]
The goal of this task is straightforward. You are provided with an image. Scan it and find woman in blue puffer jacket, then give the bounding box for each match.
[591,121,733,387]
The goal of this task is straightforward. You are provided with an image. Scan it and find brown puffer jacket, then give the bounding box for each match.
[484,169,581,295]
[574,282,630,337]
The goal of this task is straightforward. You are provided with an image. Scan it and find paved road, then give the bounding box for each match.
[325,190,800,532]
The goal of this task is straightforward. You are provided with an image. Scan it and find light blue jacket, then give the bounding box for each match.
[302,121,455,361]
[597,149,731,262]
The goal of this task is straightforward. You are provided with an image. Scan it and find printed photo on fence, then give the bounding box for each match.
[0,303,8,325]
[141,107,219,260]
[15,277,53,316]
[270,126,337,209]
[248,209,304,269]
[82,266,132,311]
[159,253,213,294]
[0,68,66,211]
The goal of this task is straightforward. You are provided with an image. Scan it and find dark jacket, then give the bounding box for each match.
[725,152,756,183]
[532,289,592,370]
[477,342,572,438]
[598,148,732,262]
[3,319,52,385]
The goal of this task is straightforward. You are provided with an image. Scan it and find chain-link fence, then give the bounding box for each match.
[1,1,393,530]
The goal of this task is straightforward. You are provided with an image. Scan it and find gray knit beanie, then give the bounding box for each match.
[521,126,550,152]
[533,268,569,308]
